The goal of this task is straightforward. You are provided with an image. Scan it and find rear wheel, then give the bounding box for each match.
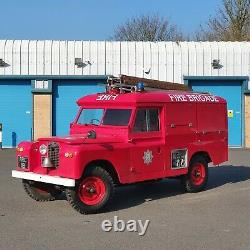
[181,155,208,192]
[65,167,114,214]
[23,180,59,201]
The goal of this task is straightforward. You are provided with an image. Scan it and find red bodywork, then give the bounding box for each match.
[15,90,228,185]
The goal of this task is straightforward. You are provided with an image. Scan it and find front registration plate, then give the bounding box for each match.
[18,156,29,169]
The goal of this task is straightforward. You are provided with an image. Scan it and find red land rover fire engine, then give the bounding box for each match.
[12,81,228,214]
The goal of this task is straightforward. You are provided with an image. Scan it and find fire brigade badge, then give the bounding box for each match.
[143,150,153,165]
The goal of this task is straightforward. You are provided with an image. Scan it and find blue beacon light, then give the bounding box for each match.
[136,82,145,92]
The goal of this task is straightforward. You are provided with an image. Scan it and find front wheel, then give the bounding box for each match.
[65,167,114,214]
[23,180,60,201]
[181,156,208,193]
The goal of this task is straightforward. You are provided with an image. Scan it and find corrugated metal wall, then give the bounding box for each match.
[0,40,249,83]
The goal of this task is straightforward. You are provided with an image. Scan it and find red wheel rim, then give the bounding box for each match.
[78,177,106,205]
[191,163,206,186]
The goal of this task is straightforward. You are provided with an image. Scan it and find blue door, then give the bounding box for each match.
[53,80,105,136]
[190,80,242,147]
[0,80,32,147]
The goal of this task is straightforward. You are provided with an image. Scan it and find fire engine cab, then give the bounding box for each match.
[12,79,228,214]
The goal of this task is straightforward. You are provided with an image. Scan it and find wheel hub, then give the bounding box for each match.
[86,186,96,194]
[194,170,201,177]
[78,177,106,205]
[191,163,205,186]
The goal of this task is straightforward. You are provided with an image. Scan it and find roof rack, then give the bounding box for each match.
[106,75,191,94]
[107,76,138,93]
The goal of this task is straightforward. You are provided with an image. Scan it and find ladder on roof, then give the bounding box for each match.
[107,75,191,93]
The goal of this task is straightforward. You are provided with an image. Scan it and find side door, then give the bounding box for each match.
[129,107,165,180]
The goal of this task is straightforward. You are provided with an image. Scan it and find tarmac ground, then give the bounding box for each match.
[0,148,250,250]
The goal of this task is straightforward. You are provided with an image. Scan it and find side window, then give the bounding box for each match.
[133,109,147,132]
[133,108,160,132]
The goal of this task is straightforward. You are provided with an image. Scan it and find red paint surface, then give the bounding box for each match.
[15,90,228,184]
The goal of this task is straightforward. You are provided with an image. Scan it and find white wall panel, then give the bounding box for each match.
[20,40,29,75]
[203,42,212,76]
[173,42,182,83]
[120,42,129,76]
[51,41,60,75]
[210,42,219,76]
[0,40,6,75]
[67,41,75,75]
[4,40,14,75]
[36,40,44,75]
[105,42,113,75]
[218,42,227,76]
[59,41,67,75]
[82,41,90,75]
[89,41,98,75]
[180,42,189,78]
[226,42,234,75]
[0,40,249,83]
[158,42,167,81]
[187,42,197,76]
[151,43,159,80]
[128,42,136,76]
[165,42,174,82]
[44,40,52,75]
[112,42,121,76]
[143,42,151,79]
[106,41,121,76]
[135,42,144,78]
[241,43,250,76]
[195,42,204,76]
[74,41,83,75]
[233,42,242,75]
[28,40,37,75]
[97,41,106,75]
[12,40,21,75]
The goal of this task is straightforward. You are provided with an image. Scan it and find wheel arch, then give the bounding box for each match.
[189,151,212,165]
[83,160,121,185]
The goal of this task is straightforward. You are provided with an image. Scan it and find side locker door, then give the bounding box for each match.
[164,103,196,177]
[129,107,165,181]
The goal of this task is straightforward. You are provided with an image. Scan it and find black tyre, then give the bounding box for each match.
[65,167,114,214]
[23,180,60,201]
[181,155,208,193]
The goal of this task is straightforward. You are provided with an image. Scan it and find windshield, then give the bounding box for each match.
[77,108,132,126]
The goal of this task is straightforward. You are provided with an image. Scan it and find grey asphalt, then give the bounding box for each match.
[0,149,250,250]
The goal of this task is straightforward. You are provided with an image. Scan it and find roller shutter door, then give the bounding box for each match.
[0,80,32,147]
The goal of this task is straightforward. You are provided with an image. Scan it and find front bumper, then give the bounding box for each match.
[12,170,75,187]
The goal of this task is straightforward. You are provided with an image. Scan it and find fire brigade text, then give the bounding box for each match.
[169,94,219,103]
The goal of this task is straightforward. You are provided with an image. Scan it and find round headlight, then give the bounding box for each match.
[39,144,47,155]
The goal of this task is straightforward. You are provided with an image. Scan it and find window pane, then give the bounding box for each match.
[102,109,131,126]
[77,109,104,125]
[148,109,159,131]
[133,108,160,132]
[133,109,147,132]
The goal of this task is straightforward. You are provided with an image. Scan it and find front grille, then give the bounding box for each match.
[48,142,60,168]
